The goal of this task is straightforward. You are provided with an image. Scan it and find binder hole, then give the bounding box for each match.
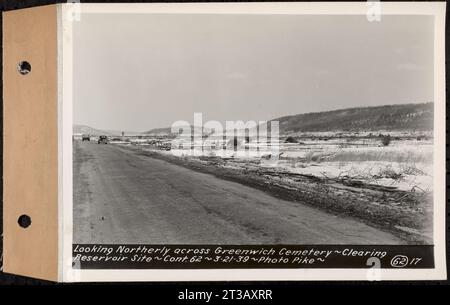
[17,61,31,75]
[18,214,31,228]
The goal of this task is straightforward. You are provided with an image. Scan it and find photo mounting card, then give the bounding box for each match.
[2,2,446,282]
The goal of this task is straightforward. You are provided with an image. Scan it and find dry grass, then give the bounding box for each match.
[316,147,431,164]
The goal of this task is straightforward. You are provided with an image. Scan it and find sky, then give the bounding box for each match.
[73,14,434,132]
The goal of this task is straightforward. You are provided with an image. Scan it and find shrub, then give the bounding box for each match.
[380,134,391,146]
[285,136,298,143]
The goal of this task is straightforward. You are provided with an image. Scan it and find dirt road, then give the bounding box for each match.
[73,141,403,244]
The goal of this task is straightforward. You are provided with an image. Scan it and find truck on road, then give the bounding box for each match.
[98,135,108,144]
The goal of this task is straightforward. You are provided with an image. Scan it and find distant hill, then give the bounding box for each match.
[73,124,112,136]
[104,130,141,136]
[272,102,433,133]
[144,125,211,135]
[78,103,434,136]
[73,125,141,136]
[143,127,172,135]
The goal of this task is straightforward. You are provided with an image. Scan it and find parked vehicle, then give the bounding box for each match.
[98,135,108,144]
[82,134,90,141]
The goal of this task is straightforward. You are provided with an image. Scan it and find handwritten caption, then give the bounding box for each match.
[72,244,432,269]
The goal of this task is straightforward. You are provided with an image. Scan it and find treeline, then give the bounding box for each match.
[273,102,433,133]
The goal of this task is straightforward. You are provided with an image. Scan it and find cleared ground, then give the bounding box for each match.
[73,141,403,244]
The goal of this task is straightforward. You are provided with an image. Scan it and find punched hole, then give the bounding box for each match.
[18,214,31,228]
[17,61,31,75]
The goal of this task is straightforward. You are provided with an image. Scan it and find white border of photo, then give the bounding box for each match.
[59,2,447,282]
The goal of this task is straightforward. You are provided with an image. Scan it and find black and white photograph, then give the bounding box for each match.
[63,3,446,280]
[73,11,434,244]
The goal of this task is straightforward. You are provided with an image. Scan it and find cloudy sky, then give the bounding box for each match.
[73,14,434,132]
